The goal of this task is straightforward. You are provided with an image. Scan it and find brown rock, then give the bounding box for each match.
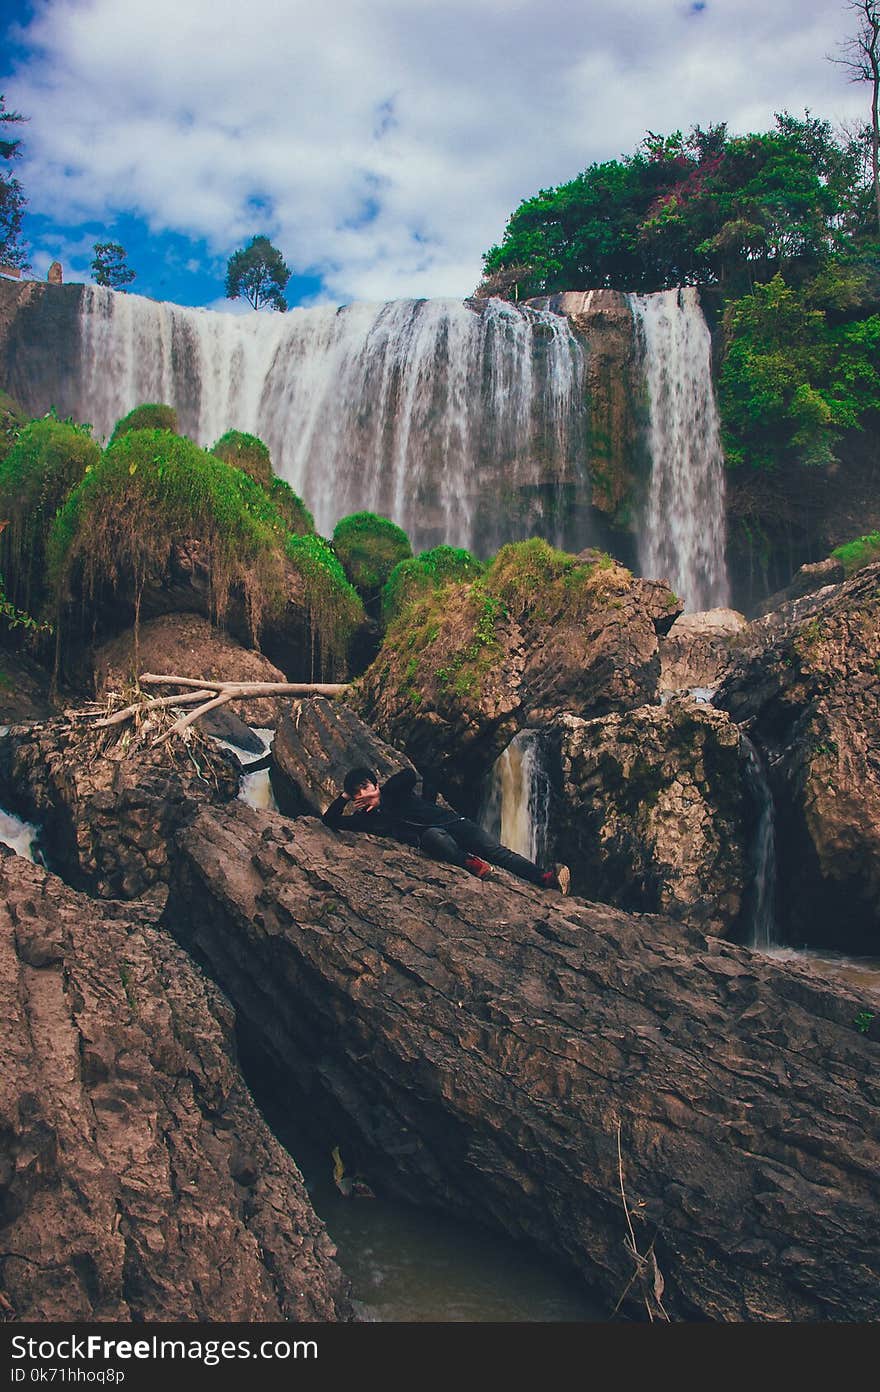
[170,802,880,1322]
[94,613,292,729]
[717,562,880,952]
[548,701,752,935]
[47,261,63,286]
[271,696,414,817]
[0,850,352,1321]
[0,717,239,899]
[660,607,748,692]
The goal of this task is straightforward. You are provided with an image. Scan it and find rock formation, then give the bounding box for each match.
[659,607,748,692]
[716,562,880,952]
[0,719,239,899]
[0,849,352,1321]
[271,696,414,817]
[169,801,880,1322]
[548,700,752,935]
[354,549,681,809]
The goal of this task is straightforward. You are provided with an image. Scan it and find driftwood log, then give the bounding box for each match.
[169,801,880,1323]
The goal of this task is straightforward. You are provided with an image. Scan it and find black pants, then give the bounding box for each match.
[418,820,545,885]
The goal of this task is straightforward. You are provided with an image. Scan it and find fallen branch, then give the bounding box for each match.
[612,1120,669,1323]
[139,674,348,696]
[88,690,215,728]
[152,690,236,746]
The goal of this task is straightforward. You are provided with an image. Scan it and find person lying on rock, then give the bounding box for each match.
[322,764,570,893]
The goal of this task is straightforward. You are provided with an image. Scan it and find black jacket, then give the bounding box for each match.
[322,768,461,846]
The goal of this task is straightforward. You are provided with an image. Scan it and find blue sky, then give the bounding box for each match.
[0,0,864,311]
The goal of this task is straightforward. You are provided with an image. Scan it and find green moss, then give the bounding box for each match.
[109,403,179,442]
[381,545,483,626]
[0,415,100,613]
[285,533,365,677]
[268,478,314,536]
[831,532,880,577]
[333,512,412,604]
[486,537,624,624]
[49,429,292,642]
[212,430,273,488]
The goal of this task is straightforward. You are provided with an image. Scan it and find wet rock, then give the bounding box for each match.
[0,850,352,1321]
[0,718,239,899]
[659,607,748,693]
[548,701,752,936]
[0,649,59,723]
[170,801,880,1322]
[716,562,880,952]
[755,557,846,618]
[271,696,414,817]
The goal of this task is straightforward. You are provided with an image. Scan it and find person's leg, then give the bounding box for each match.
[449,819,547,885]
[418,825,471,869]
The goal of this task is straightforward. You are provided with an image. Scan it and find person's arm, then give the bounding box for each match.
[322,792,350,828]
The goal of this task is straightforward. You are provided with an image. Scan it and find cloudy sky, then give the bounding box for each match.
[0,0,865,309]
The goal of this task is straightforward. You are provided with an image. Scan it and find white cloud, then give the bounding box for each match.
[3,0,866,304]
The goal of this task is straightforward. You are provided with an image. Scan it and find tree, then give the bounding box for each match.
[0,95,29,271]
[225,235,291,311]
[831,1,880,232]
[91,242,136,289]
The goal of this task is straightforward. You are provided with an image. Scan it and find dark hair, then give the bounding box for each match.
[343,765,378,796]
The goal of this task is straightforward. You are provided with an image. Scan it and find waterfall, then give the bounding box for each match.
[629,287,729,611]
[741,736,778,948]
[76,288,588,555]
[481,730,550,863]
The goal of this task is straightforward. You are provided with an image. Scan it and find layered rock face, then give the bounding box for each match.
[717,563,880,952]
[549,701,752,935]
[271,695,414,817]
[0,850,351,1321]
[170,802,880,1322]
[659,607,748,692]
[355,559,680,808]
[0,719,239,899]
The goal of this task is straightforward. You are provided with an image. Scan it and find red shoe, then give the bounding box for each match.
[464,854,492,879]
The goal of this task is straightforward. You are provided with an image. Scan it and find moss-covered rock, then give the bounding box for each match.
[333,512,412,609]
[354,537,681,807]
[381,545,483,626]
[831,530,880,577]
[284,534,366,680]
[211,431,314,537]
[109,403,179,442]
[0,415,100,614]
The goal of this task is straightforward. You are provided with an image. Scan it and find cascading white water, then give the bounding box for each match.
[629,287,729,612]
[480,730,550,863]
[77,288,588,555]
[741,736,778,948]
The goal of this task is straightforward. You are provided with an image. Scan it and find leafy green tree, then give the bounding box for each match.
[0,95,28,271]
[225,235,291,311]
[91,242,136,289]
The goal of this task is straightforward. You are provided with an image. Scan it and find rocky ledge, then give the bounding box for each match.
[0,849,352,1321]
[169,802,880,1322]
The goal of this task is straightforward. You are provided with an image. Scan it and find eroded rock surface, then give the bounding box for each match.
[549,700,752,935]
[660,607,747,693]
[717,562,880,951]
[0,719,238,898]
[170,802,880,1322]
[0,850,351,1322]
[271,696,414,817]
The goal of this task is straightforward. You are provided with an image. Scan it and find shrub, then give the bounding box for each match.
[381,545,483,626]
[831,531,880,577]
[109,403,179,443]
[49,429,291,642]
[285,534,364,678]
[333,512,412,603]
[0,415,100,612]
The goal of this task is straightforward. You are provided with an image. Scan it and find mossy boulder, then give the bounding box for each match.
[211,431,314,536]
[0,415,100,614]
[831,531,880,577]
[381,545,483,626]
[354,537,681,807]
[109,403,179,442]
[333,512,412,610]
